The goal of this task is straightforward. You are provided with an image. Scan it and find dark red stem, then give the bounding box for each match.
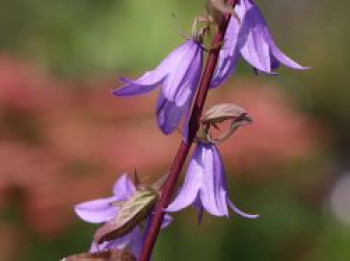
[139,1,237,260]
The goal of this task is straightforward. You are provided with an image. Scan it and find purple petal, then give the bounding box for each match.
[90,226,143,258]
[74,197,117,223]
[113,173,136,201]
[156,92,187,135]
[238,2,271,73]
[161,214,173,229]
[227,199,260,219]
[211,14,240,88]
[181,95,193,143]
[166,147,203,212]
[198,143,229,216]
[266,30,310,71]
[112,40,184,97]
[112,72,161,96]
[162,40,202,104]
[124,226,143,258]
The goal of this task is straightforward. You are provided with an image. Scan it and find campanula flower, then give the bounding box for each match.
[167,142,259,220]
[113,40,203,135]
[212,0,308,87]
[75,173,171,257]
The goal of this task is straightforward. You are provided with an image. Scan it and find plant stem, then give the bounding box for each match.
[139,1,237,260]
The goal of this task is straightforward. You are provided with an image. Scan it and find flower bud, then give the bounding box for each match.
[202,103,250,126]
[199,103,252,143]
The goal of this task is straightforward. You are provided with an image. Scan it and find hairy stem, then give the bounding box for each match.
[139,1,237,260]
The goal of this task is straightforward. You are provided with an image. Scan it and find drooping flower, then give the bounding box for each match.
[74,173,171,257]
[113,40,203,135]
[211,0,308,87]
[167,142,259,220]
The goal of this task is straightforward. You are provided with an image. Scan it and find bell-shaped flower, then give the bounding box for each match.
[167,142,259,220]
[113,40,203,135]
[74,173,171,258]
[212,0,308,87]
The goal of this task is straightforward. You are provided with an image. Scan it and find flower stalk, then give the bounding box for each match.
[139,1,238,260]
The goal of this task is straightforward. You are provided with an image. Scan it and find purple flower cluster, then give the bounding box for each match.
[72,0,308,257]
[111,0,307,218]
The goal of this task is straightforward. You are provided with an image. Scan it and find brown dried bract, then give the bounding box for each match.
[198,103,252,143]
[202,103,249,126]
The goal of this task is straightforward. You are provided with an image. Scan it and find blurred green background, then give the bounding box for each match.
[0,0,349,260]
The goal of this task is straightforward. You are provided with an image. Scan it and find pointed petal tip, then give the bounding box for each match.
[254,64,310,75]
[280,64,311,72]
[296,65,311,71]
[158,124,173,135]
[157,119,174,135]
[112,173,135,200]
[228,200,260,219]
[119,76,129,83]
[269,40,311,72]
[111,88,120,96]
[240,212,260,219]
[283,62,311,71]
[111,86,129,97]
[112,75,160,97]
[111,77,134,96]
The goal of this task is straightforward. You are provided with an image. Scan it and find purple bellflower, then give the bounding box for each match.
[167,142,259,221]
[113,40,203,135]
[74,173,171,257]
[212,0,308,87]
